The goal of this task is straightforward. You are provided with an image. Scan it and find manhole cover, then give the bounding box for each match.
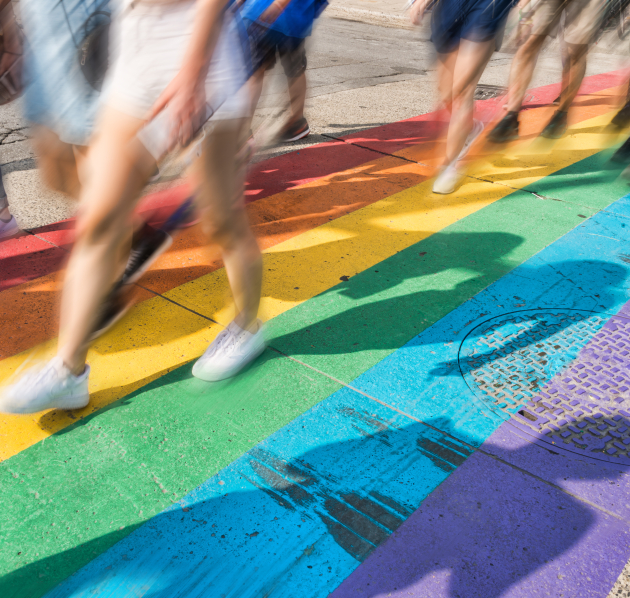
[460,309,630,467]
[474,84,507,101]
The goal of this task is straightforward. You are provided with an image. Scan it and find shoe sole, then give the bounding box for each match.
[192,342,267,382]
[125,233,173,285]
[432,186,456,195]
[281,127,310,143]
[0,393,90,415]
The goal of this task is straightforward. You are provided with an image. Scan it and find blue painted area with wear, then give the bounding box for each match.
[44,193,630,597]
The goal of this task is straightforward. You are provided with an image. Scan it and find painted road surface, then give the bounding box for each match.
[3,71,630,597]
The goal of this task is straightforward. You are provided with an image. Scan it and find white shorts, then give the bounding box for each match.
[531,0,604,45]
[104,0,251,121]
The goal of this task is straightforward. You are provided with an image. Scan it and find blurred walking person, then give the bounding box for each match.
[0,0,264,414]
[489,0,605,142]
[244,0,328,142]
[0,0,23,240]
[410,0,517,194]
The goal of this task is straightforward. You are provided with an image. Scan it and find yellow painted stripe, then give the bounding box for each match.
[0,109,619,461]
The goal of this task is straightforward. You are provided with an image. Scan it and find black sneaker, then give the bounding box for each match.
[551,94,561,105]
[90,280,134,341]
[611,136,630,164]
[612,102,630,129]
[89,223,173,340]
[123,223,173,285]
[488,112,519,143]
[540,110,568,139]
[278,117,310,143]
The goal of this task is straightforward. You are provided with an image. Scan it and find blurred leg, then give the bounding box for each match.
[57,106,155,373]
[191,118,261,332]
[444,38,495,164]
[506,34,547,112]
[557,42,588,112]
[248,67,266,116]
[287,71,307,124]
[30,125,83,199]
[437,49,458,114]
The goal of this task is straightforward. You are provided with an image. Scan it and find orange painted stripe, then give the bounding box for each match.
[0,81,626,364]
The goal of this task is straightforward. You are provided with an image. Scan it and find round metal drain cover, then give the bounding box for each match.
[460,309,630,466]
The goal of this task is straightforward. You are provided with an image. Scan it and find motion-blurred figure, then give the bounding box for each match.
[489,0,605,142]
[0,170,17,239]
[0,0,265,414]
[410,0,517,194]
[244,0,327,142]
[21,0,106,202]
[0,0,23,239]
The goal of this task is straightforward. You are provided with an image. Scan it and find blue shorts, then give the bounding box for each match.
[21,0,106,146]
[431,0,516,54]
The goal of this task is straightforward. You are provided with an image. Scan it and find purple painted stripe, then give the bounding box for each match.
[329,446,630,598]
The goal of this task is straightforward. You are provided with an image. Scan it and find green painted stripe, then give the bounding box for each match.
[267,146,628,381]
[0,150,626,598]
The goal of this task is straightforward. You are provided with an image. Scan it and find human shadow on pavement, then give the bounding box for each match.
[268,226,627,364]
[3,415,627,598]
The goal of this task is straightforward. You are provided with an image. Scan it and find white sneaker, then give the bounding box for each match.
[432,161,461,194]
[192,320,267,382]
[457,118,485,161]
[0,214,19,239]
[0,357,90,414]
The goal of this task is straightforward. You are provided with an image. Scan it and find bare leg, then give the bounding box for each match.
[248,67,266,115]
[57,107,155,373]
[30,126,83,199]
[557,42,588,112]
[506,34,547,113]
[190,118,262,333]
[287,72,307,125]
[444,38,495,164]
[437,48,457,114]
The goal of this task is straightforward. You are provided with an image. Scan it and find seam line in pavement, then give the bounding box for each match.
[269,347,630,524]
[134,282,223,327]
[320,132,429,166]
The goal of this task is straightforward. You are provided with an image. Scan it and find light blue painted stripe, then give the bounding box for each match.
[44,195,630,598]
[351,202,630,433]
[45,390,470,598]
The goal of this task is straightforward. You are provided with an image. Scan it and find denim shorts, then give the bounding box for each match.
[431,0,517,54]
[21,0,106,145]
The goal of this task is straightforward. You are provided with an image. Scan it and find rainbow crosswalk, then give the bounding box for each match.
[2,70,630,597]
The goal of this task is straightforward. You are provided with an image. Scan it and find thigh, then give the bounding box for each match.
[531,0,564,37]
[563,0,603,45]
[451,38,495,101]
[77,106,149,231]
[30,125,82,198]
[192,119,250,234]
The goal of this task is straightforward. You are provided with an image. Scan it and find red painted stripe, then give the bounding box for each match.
[1,68,627,292]
[0,234,67,292]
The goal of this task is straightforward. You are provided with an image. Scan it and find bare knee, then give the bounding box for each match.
[202,208,245,245]
[31,127,82,198]
[518,34,546,61]
[76,206,130,248]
